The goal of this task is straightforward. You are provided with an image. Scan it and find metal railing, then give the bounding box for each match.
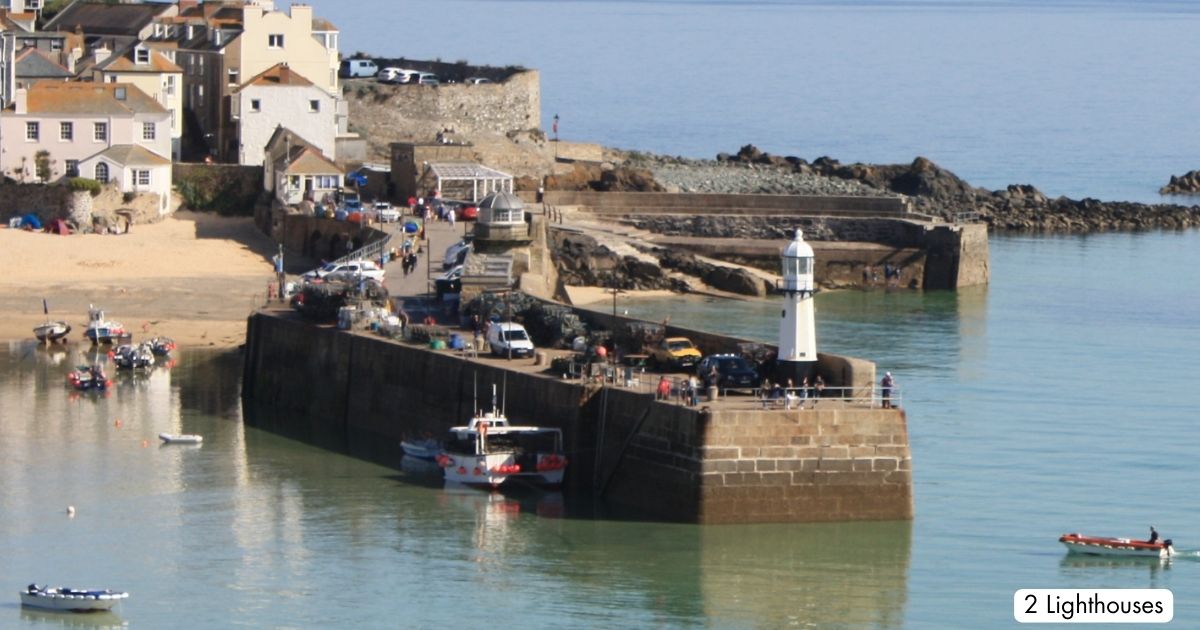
[332,232,393,265]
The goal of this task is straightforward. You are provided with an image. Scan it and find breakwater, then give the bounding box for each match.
[242,311,912,523]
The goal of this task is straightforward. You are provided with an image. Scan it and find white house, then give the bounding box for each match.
[232,62,336,166]
[263,126,340,206]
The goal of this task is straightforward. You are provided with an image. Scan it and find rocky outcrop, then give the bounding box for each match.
[552,232,687,291]
[1161,170,1200,194]
[659,251,768,297]
[626,146,1200,233]
[545,162,665,193]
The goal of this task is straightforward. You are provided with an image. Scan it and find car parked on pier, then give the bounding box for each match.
[649,337,701,370]
[303,260,386,283]
[696,354,761,392]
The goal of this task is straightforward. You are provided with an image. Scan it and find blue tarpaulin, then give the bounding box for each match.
[20,213,42,230]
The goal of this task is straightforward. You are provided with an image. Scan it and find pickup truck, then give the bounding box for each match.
[302,259,386,282]
[649,337,702,370]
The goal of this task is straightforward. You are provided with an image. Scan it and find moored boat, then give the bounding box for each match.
[159,433,203,444]
[33,321,71,344]
[1059,532,1174,558]
[19,584,128,612]
[148,336,176,356]
[84,305,128,345]
[110,343,155,370]
[401,437,441,461]
[437,392,567,490]
[67,365,110,391]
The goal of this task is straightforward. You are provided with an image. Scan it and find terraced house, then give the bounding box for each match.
[0,81,172,213]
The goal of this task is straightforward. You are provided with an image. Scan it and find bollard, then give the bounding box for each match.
[533,351,547,366]
[707,385,719,402]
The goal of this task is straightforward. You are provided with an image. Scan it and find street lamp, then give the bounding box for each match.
[552,114,559,160]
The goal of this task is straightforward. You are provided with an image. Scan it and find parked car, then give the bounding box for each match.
[416,72,440,86]
[696,354,761,392]
[649,337,702,370]
[374,201,400,223]
[442,238,471,270]
[377,67,416,84]
[339,59,378,78]
[435,265,463,299]
[487,322,534,359]
[303,260,386,282]
[464,77,492,85]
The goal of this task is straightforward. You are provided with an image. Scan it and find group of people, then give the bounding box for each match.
[761,375,825,409]
[862,263,905,288]
[655,375,703,406]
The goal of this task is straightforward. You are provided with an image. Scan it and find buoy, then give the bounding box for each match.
[114,419,122,428]
[141,439,149,448]
[66,506,75,516]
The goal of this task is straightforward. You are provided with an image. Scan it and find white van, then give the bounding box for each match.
[340,59,378,78]
[487,322,534,359]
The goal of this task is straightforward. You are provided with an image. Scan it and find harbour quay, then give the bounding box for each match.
[241,307,912,524]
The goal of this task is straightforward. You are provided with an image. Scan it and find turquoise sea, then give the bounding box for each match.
[4,1,1200,627]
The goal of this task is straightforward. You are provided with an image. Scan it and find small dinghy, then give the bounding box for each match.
[148,336,176,356]
[1059,532,1174,558]
[159,433,203,444]
[67,365,110,391]
[20,584,128,612]
[401,437,441,461]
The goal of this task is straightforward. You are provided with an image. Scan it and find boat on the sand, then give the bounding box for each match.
[33,300,71,344]
[19,584,128,612]
[1059,532,1174,558]
[84,306,128,345]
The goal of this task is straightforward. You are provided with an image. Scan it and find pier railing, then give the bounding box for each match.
[564,362,901,410]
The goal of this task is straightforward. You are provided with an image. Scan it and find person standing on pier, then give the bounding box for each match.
[657,375,671,401]
[813,374,825,403]
[881,371,895,408]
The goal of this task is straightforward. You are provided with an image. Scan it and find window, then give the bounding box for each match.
[250,99,261,112]
[166,75,175,95]
[106,75,117,83]
[135,47,150,64]
[94,122,108,141]
[308,100,319,112]
[228,68,239,85]
[289,175,300,188]
[50,39,63,52]
[60,122,72,141]
[95,162,109,183]
[318,175,337,188]
[65,160,79,177]
[268,34,284,48]
[142,122,156,140]
[136,170,151,186]
[25,122,38,141]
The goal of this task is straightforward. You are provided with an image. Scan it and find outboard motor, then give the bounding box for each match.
[1163,539,1173,548]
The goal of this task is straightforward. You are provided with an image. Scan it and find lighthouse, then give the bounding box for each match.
[776,228,817,383]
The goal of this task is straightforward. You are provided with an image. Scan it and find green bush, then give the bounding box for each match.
[68,177,103,197]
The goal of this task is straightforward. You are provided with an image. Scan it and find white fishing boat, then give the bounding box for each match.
[436,388,567,490]
[33,299,71,344]
[84,305,128,345]
[19,584,128,612]
[1059,533,1174,558]
[159,433,203,444]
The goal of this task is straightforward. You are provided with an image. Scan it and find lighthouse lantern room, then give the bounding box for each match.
[776,228,817,384]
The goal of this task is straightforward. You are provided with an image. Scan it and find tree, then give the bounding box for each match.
[35,150,52,183]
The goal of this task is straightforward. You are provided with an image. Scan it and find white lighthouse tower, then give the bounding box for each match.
[776,228,817,383]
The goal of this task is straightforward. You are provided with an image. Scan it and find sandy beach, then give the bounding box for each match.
[0,211,279,348]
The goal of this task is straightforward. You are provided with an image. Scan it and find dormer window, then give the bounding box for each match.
[135,47,150,65]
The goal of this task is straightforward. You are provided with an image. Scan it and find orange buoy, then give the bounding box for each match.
[114,419,123,428]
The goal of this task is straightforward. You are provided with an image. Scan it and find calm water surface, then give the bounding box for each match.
[3,230,1198,627]
[318,0,1200,202]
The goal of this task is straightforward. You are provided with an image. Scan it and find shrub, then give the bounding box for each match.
[68,177,103,197]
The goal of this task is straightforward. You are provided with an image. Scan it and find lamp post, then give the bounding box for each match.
[552,114,559,160]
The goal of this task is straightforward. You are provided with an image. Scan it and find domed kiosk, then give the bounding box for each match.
[474,191,531,244]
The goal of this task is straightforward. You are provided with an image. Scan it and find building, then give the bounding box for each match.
[232,62,334,166]
[262,126,340,206]
[92,42,184,160]
[1,81,172,212]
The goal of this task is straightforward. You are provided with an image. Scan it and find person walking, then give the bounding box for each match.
[272,248,286,301]
[448,207,456,228]
[881,371,895,408]
[813,374,825,404]
[688,375,701,406]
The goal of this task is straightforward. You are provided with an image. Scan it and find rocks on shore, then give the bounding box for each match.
[1161,170,1200,195]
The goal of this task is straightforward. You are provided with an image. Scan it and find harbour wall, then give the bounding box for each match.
[242,312,912,524]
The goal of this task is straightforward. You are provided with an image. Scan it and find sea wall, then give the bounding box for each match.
[348,70,540,137]
[242,311,912,523]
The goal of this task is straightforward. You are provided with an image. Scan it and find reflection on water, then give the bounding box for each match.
[17,609,127,629]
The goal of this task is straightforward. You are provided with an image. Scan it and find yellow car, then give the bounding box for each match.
[650,337,702,370]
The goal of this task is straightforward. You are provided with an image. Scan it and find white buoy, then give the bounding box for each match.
[66,506,75,517]
[777,228,818,383]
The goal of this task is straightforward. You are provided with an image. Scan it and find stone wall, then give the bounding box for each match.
[547,190,909,216]
[259,207,391,263]
[0,182,171,229]
[347,70,540,138]
[242,312,913,523]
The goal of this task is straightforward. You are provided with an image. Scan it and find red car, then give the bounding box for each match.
[460,204,479,221]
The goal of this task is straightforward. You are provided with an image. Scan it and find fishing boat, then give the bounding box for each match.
[33,299,71,344]
[436,388,567,490]
[110,343,155,370]
[84,305,128,345]
[1059,533,1174,558]
[19,584,128,612]
[159,433,203,444]
[401,437,441,461]
[67,365,110,391]
[147,336,176,356]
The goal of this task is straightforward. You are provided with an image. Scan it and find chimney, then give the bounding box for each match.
[94,45,111,66]
[15,87,27,115]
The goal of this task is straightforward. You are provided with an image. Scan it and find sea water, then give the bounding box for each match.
[2,231,1198,627]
